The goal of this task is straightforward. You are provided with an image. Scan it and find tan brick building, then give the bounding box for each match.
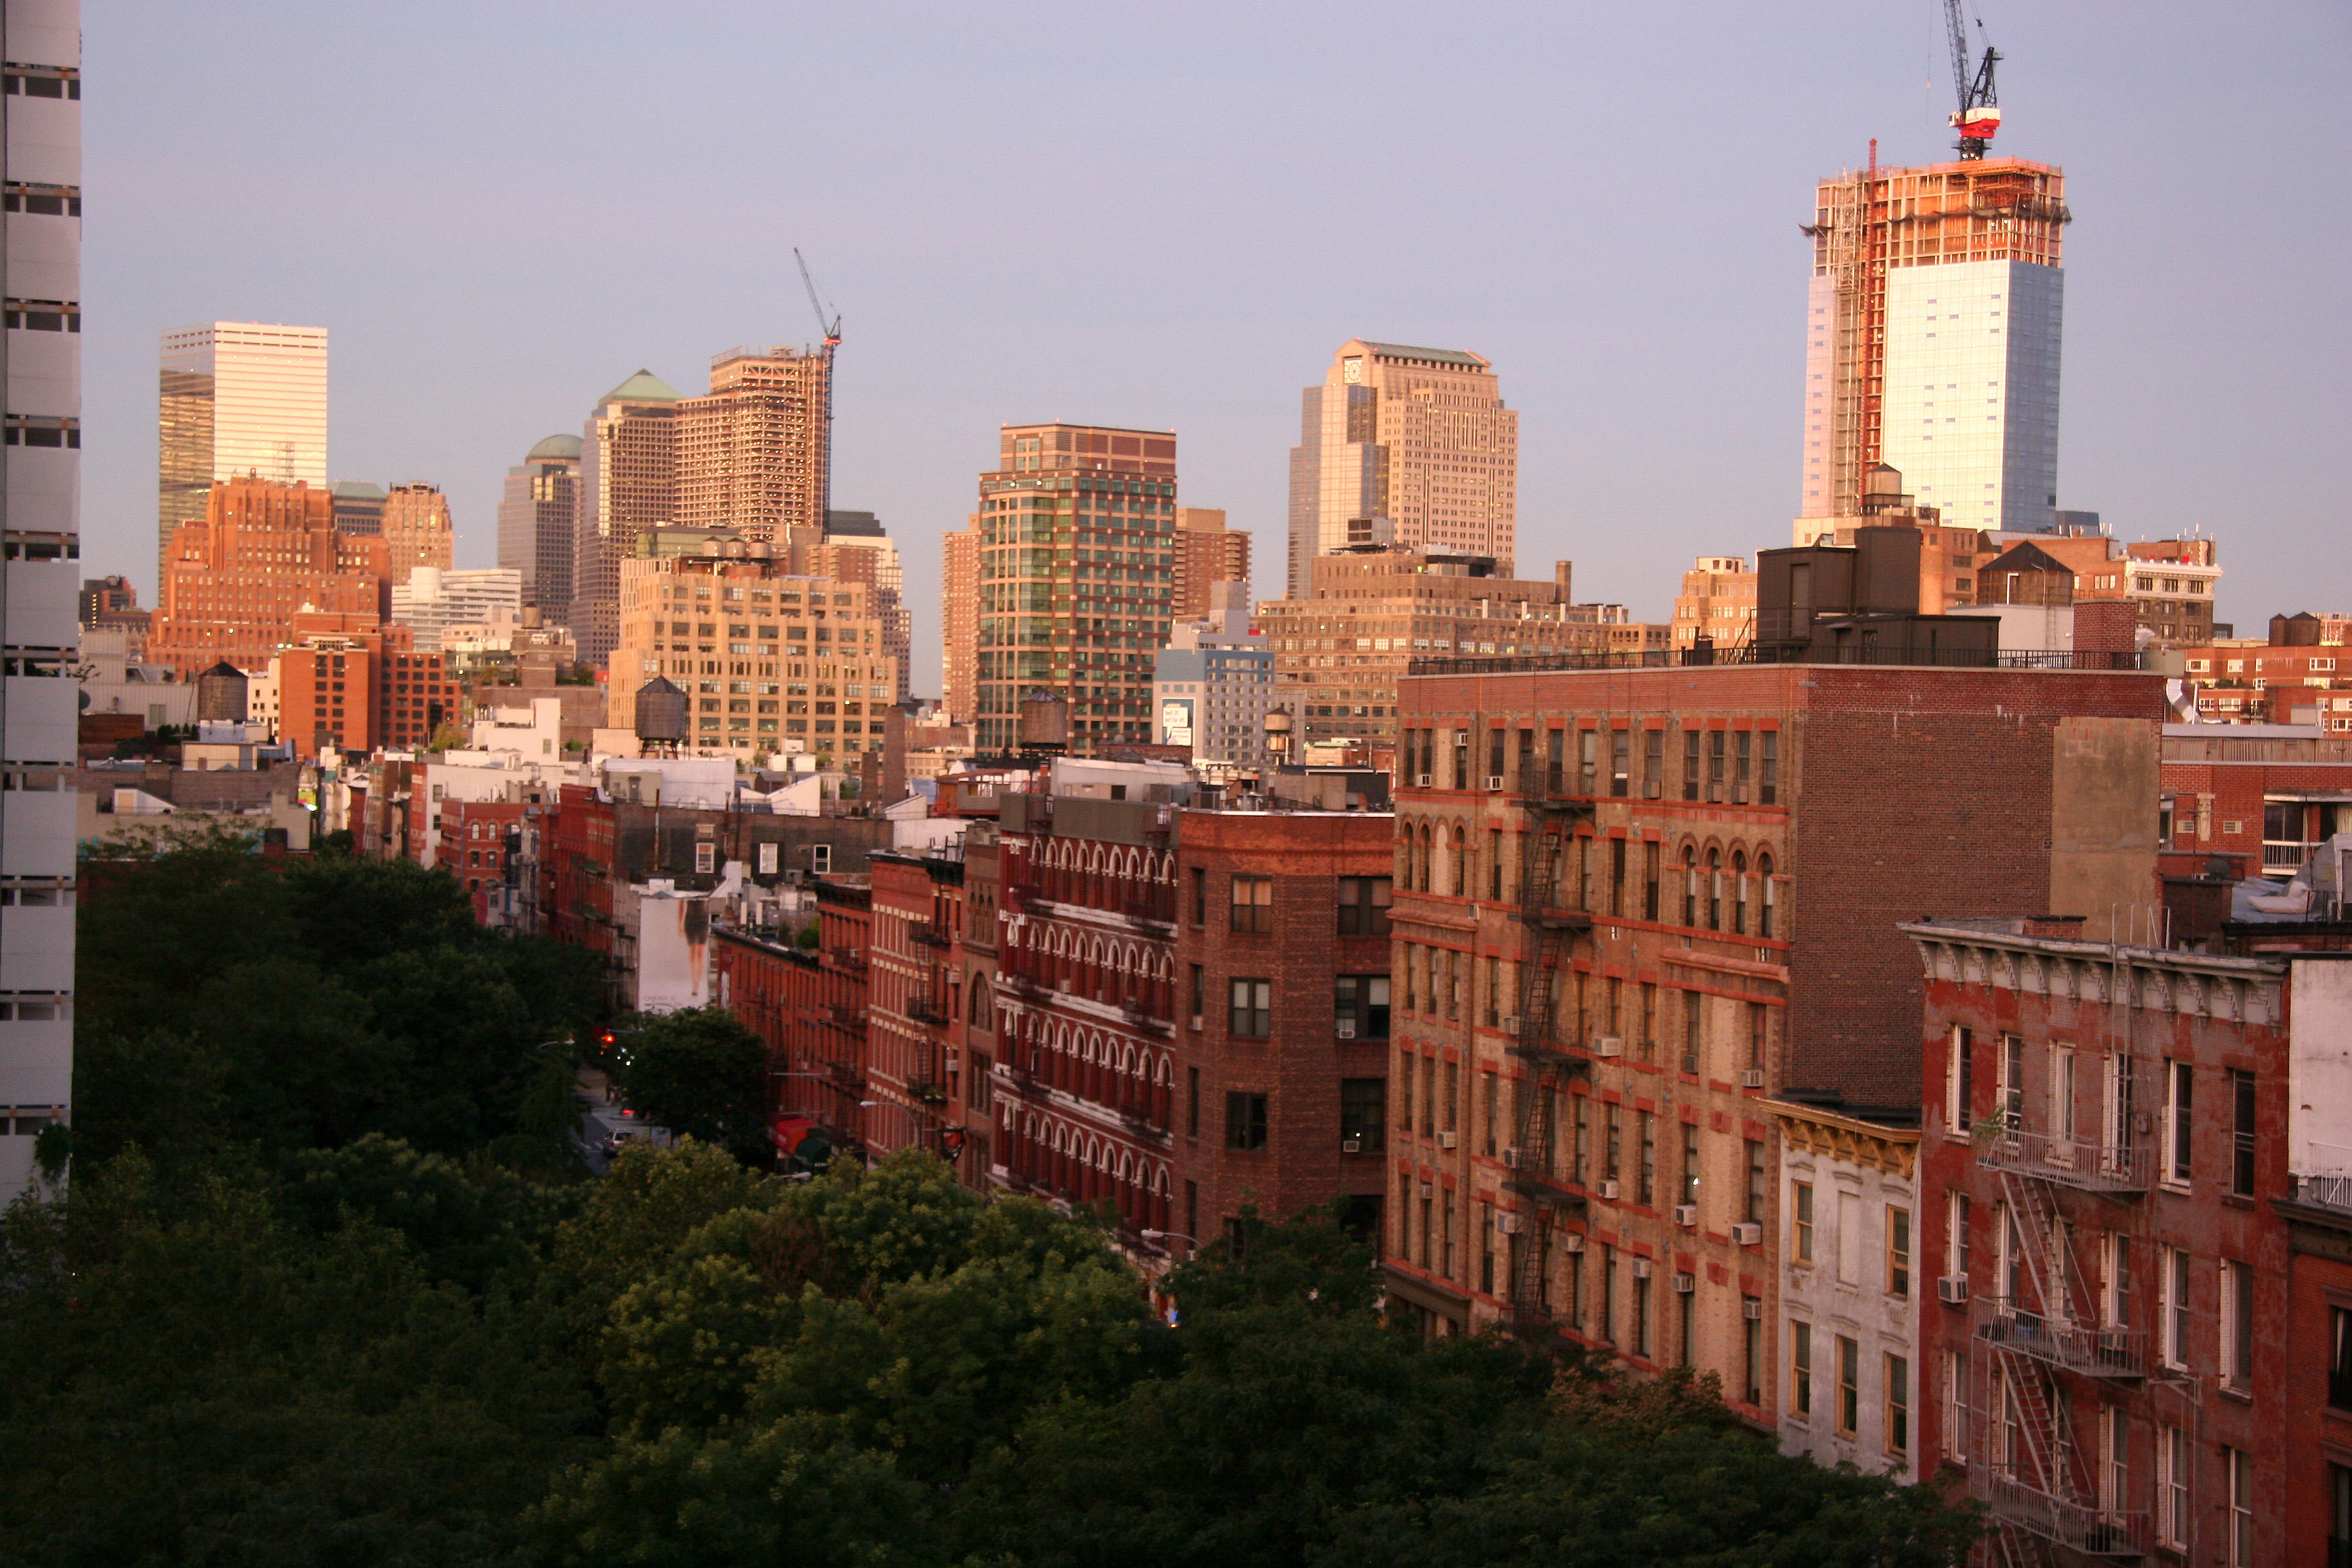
[606,539,897,761]
[380,481,454,576]
[1671,556,1758,652]
[675,346,829,542]
[1172,507,1249,621]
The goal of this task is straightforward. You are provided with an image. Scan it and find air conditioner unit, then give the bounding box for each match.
[1673,1204,1700,1228]
[1485,775,1506,791]
[1341,1136,1364,1155]
[1630,1257,1653,1279]
[1502,1014,1523,1034]
[1560,1232,1585,1253]
[1336,1020,1357,1040]
[1415,773,1433,788]
[1732,1222,1763,1246]
[1418,1182,1434,1200]
[1501,1146,1525,1169]
[1190,1014,1204,1031]
[1938,1275,1971,1306]
[1672,1272,1696,1293]
[1438,1130,1459,1150]
[1743,1299,1766,1321]
[1496,1213,1523,1234]
[1736,1067,1765,1089]
[1597,1179,1621,1200]
[1592,1036,1624,1059]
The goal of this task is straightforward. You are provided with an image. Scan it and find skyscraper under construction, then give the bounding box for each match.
[1798,158,2069,534]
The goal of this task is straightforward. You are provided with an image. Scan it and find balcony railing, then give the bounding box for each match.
[909,920,953,949]
[1975,1128,2153,1193]
[1981,1474,2146,1558]
[1977,1300,2146,1379]
[906,995,950,1026]
[2292,1171,2352,1216]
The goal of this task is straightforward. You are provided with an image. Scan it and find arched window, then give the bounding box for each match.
[1417,824,1433,893]
[1758,852,1777,939]
[1681,846,1698,926]
[1451,826,1469,897]
[1732,850,1748,936]
[1707,848,1722,930]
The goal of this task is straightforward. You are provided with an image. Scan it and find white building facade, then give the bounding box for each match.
[1773,1099,1923,1481]
[391,565,524,652]
[0,0,83,1199]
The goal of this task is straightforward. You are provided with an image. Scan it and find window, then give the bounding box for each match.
[1643,841,1660,921]
[1759,731,1779,805]
[1487,830,1504,898]
[1643,729,1663,799]
[1943,1351,1969,1459]
[1632,1268,1651,1358]
[1578,729,1598,795]
[2231,1069,2255,1196]
[2104,1230,2130,1327]
[1794,1180,1815,1264]
[1481,1071,1498,1156]
[1478,1201,1494,1295]
[1884,1354,1909,1459]
[2165,1061,2194,1183]
[1230,874,1273,932]
[1949,1026,1974,1131]
[2331,1464,2352,1568]
[1836,1336,1860,1436]
[1742,1302,1763,1404]
[1679,1122,1700,1207]
[1224,1091,1267,1150]
[2228,1445,2253,1566]
[1759,853,1775,937]
[2102,1405,2128,1518]
[1733,730,1752,804]
[1339,1079,1384,1152]
[1189,963,1206,1022]
[2222,1259,2253,1389]
[1949,1191,1973,1281]
[2161,1246,2191,1368]
[2049,1044,2075,1141]
[1228,978,1271,1037]
[1681,729,1700,801]
[1334,975,1389,1039]
[1337,875,1391,936]
[1610,730,1629,797]
[1599,1245,1617,1342]
[1745,1139,1767,1223]
[1706,848,1722,930]
[1637,1111,1656,1206]
[1731,850,1747,934]
[2332,1307,2352,1410]
[1681,847,1698,926]
[2158,1426,2191,1549]
[1190,867,1206,924]
[1609,838,1626,918]
[1604,1102,1622,1183]
[1998,1034,2024,1127]
[1791,1322,1814,1416]
[1887,1206,1912,1297]
[1707,731,1726,803]
[1187,1067,1199,1136]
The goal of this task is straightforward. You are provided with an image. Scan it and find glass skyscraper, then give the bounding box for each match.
[158,320,330,578]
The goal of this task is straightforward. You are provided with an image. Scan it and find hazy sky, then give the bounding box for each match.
[85,1,2349,677]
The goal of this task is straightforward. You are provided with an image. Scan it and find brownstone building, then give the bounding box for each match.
[1384,658,2165,1421]
[148,476,387,675]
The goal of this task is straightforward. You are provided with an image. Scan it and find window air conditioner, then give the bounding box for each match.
[1415,773,1432,787]
[1740,1068,1767,1089]
[1485,775,1505,791]
[1341,1136,1364,1155]
[1732,1222,1763,1246]
[1496,1212,1523,1234]
[1438,1130,1459,1150]
[1593,1036,1624,1058]
[1672,1272,1696,1294]
[1502,1014,1522,1034]
[1938,1275,1971,1306]
[1596,1179,1620,1200]
[1418,1182,1434,1200]
[1673,1204,1699,1228]
[1560,1232,1584,1253]
[1630,1257,1653,1279]
[1501,1146,1524,1169]
[1743,1299,1766,1321]
[1336,1020,1357,1039]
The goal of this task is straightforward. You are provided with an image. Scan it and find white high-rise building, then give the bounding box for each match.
[391,566,525,652]
[1,0,84,1200]
[158,321,329,578]
[1799,158,2067,533]
[1286,340,1517,597]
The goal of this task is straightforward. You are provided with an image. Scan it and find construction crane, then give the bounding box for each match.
[1943,0,2002,159]
[794,248,842,522]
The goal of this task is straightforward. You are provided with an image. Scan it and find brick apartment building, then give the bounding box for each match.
[148,477,389,677]
[1384,658,2165,1433]
[714,876,873,1166]
[1903,914,2352,1564]
[990,767,1393,1261]
[2159,722,2352,882]
[867,842,973,1165]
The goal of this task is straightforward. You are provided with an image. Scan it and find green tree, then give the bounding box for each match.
[609,1007,769,1159]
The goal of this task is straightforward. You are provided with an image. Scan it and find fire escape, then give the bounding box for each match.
[1966,948,2200,1565]
[1502,745,1595,1340]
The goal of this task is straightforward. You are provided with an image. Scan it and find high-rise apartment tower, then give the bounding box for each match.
[158,321,328,579]
[496,433,581,622]
[572,369,680,668]
[675,345,830,541]
[1287,340,1517,597]
[0,0,81,1200]
[970,423,1177,754]
[1800,158,2067,533]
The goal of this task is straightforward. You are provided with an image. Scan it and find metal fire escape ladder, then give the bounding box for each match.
[1503,763,1595,1338]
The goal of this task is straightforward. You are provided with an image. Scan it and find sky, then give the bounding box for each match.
[83,1,2351,679]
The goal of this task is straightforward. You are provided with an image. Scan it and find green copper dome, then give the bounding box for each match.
[526,433,583,460]
[597,369,681,405]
